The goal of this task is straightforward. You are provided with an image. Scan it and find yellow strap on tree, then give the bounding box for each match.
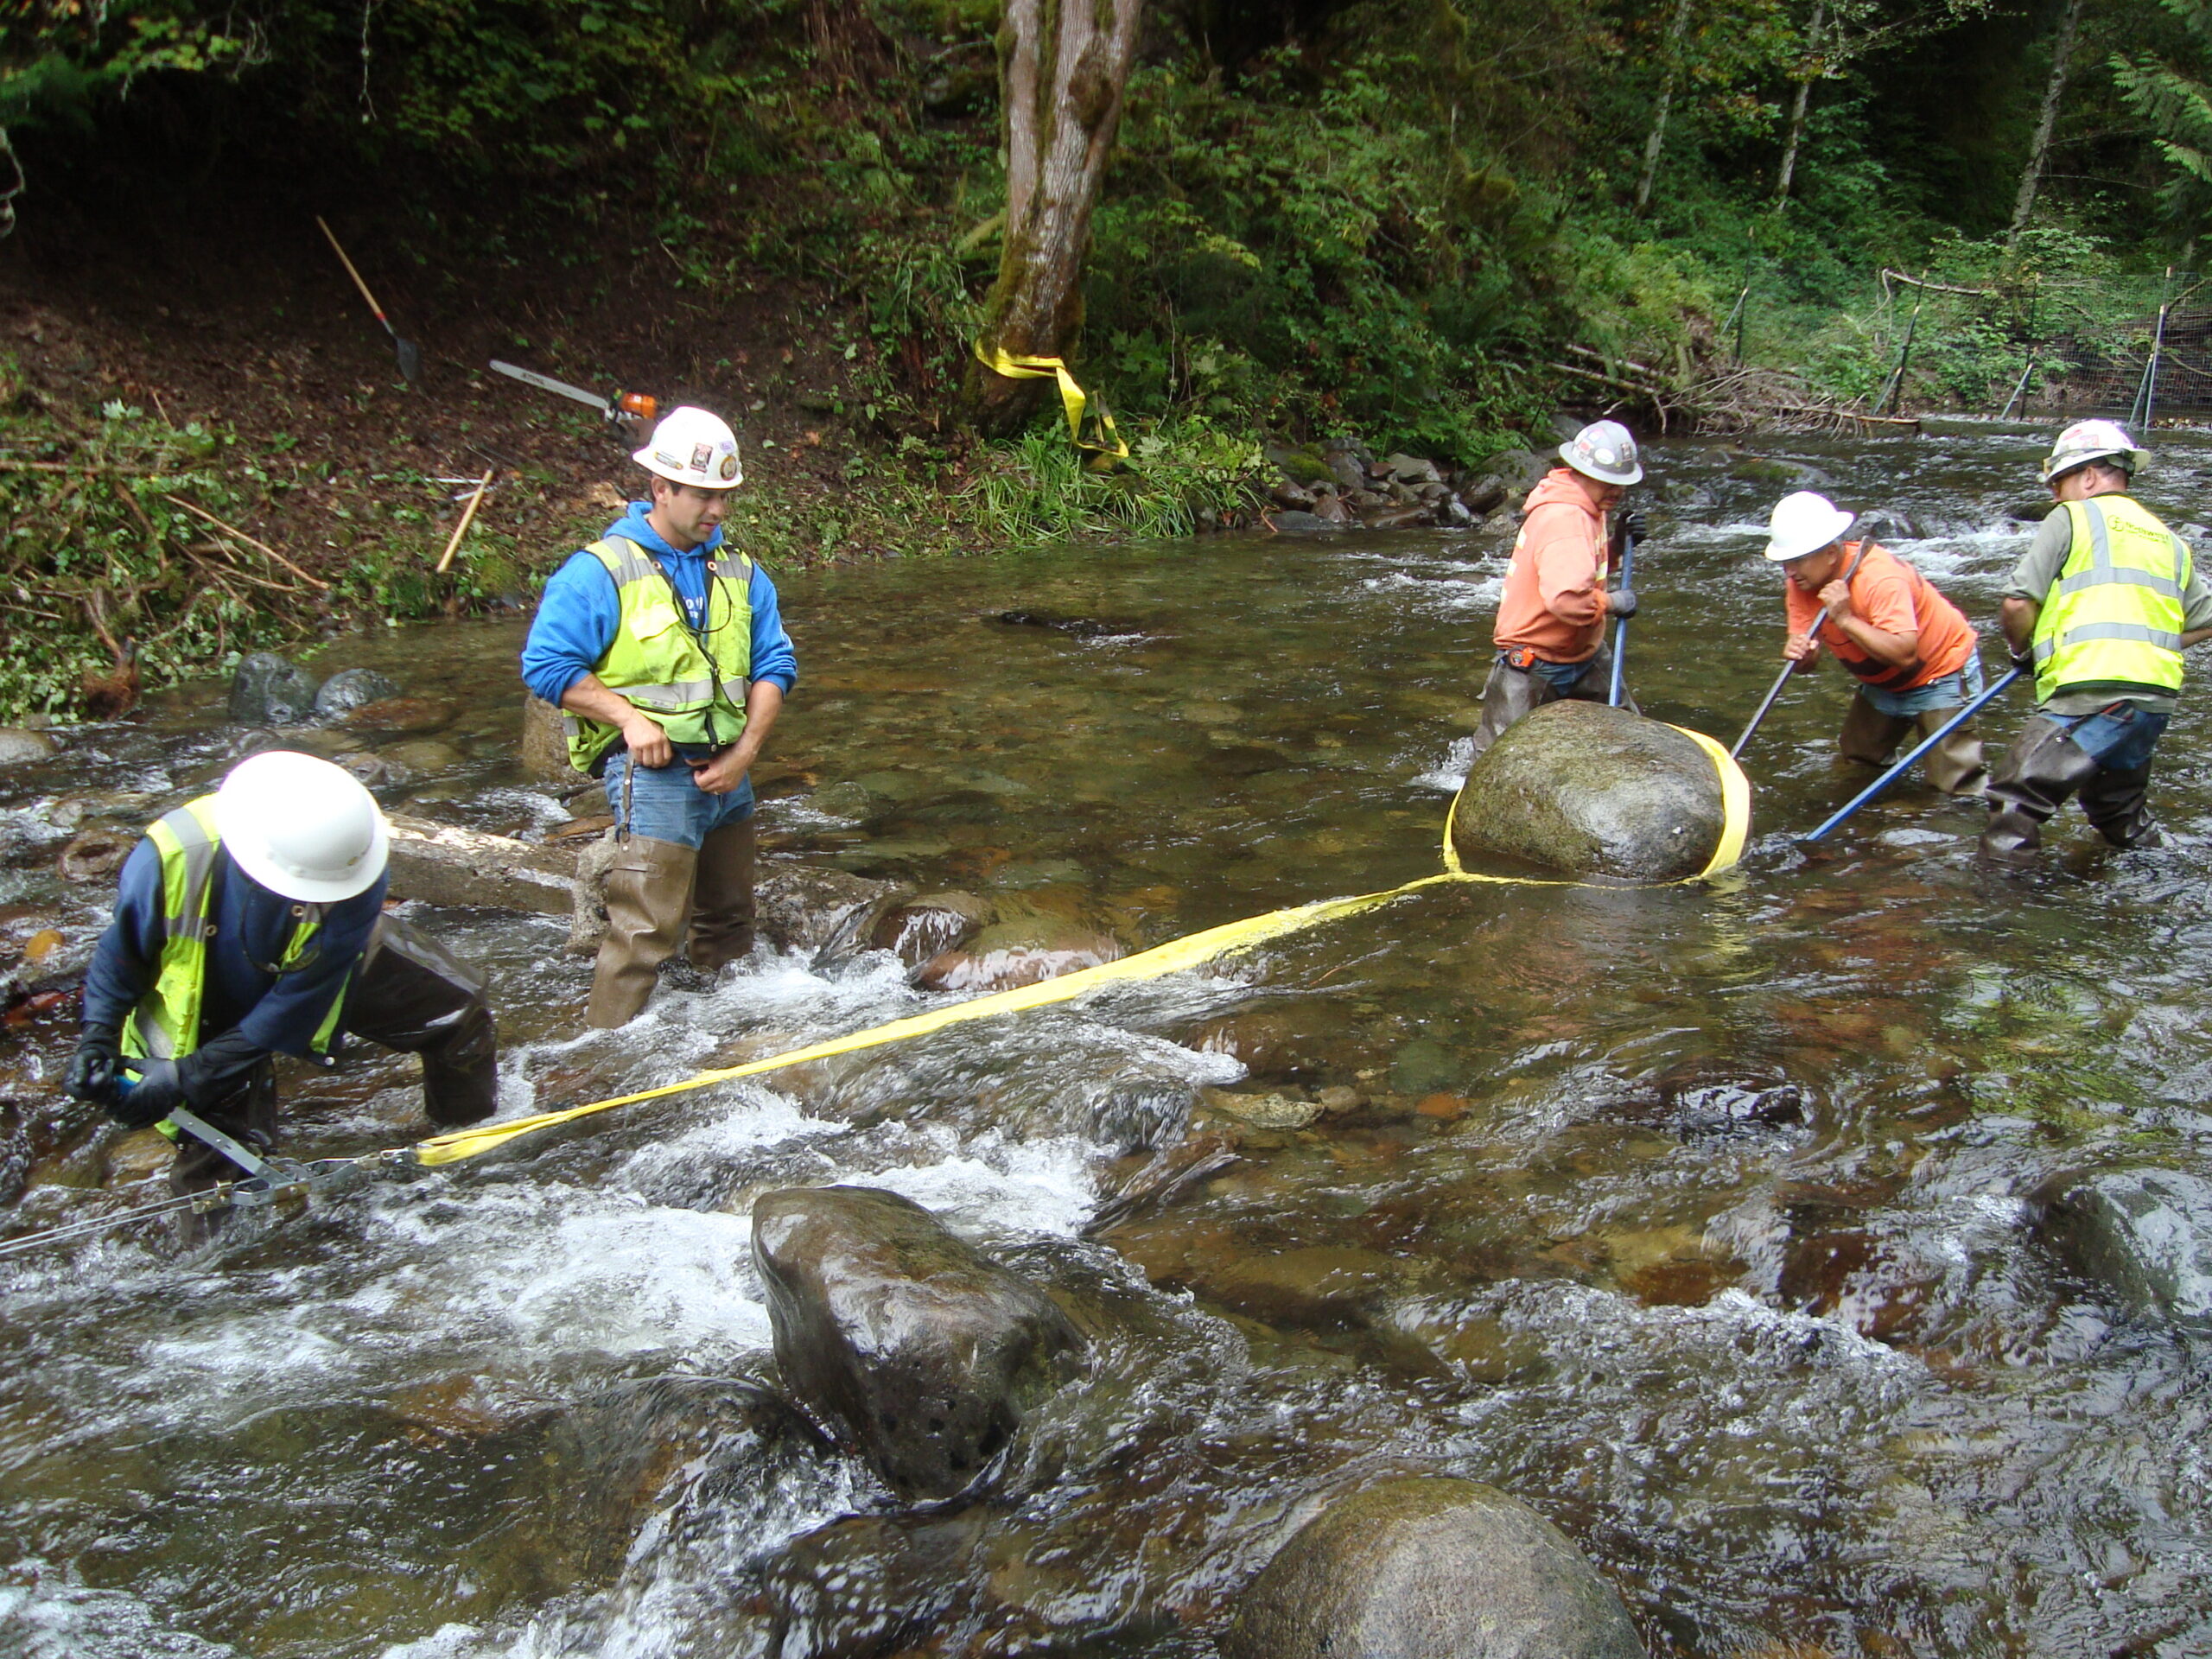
[972,341,1131,466]
[409,732,1751,1170]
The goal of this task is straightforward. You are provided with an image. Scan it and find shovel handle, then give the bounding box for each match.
[316,215,391,328]
[435,470,496,574]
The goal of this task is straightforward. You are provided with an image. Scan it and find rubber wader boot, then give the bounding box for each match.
[1980,718,2103,863]
[687,817,757,973]
[1838,693,1986,796]
[344,915,500,1127]
[588,835,700,1027]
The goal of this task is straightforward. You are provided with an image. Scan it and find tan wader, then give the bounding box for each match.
[585,819,758,1028]
[1837,689,1986,797]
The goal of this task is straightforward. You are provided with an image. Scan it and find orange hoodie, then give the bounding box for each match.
[1493,468,1613,663]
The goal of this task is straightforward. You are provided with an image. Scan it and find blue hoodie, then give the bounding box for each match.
[519,503,798,709]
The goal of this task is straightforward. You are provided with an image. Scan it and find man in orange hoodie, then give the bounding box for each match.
[1468,420,1645,760]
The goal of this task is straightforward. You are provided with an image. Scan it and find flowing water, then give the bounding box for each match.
[3,425,2212,1657]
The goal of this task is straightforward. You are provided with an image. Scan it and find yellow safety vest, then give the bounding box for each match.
[2032,495,2191,702]
[563,537,754,772]
[119,798,339,1062]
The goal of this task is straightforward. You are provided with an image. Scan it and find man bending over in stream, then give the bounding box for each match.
[1467,420,1647,760]
[520,405,798,1027]
[67,751,497,1238]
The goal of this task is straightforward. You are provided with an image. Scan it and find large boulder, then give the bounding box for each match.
[1451,700,1741,881]
[2038,1165,2212,1331]
[228,652,320,726]
[1223,1476,1645,1659]
[752,1185,1083,1500]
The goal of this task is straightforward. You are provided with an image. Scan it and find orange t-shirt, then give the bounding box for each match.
[1494,469,1613,663]
[1783,542,1978,690]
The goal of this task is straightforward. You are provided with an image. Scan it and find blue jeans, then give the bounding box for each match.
[603,749,755,849]
[2055,701,2170,772]
[1857,654,1985,719]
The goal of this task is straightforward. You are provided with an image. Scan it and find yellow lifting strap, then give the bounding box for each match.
[971,341,1131,467]
[410,729,1749,1170]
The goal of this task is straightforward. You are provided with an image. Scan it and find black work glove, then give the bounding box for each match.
[2009,644,2034,671]
[65,1025,120,1108]
[176,1031,270,1108]
[1615,510,1647,543]
[1606,587,1640,620]
[111,1058,183,1129]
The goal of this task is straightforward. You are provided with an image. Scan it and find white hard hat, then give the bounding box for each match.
[633,405,744,490]
[213,750,390,903]
[1559,419,1643,486]
[2039,419,2147,485]
[1763,490,1858,562]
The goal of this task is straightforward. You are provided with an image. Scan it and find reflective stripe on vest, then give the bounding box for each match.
[2031,497,2190,701]
[120,798,331,1062]
[563,537,754,771]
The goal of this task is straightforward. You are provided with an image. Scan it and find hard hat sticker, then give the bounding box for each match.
[719,455,740,480]
[690,442,713,472]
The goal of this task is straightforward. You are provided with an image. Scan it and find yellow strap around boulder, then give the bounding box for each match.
[971,341,1130,465]
[410,729,1750,1169]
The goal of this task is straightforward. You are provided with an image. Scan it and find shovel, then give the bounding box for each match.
[316,216,421,385]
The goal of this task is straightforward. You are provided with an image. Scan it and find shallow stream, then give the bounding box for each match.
[3,424,2211,1656]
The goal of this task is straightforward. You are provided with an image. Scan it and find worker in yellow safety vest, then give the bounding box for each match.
[520,406,798,1027]
[1982,420,2212,862]
[67,751,498,1223]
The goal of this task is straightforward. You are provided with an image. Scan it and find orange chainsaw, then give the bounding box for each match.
[489,359,657,430]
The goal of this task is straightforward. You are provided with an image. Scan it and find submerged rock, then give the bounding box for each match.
[313,667,404,721]
[870,890,990,970]
[2039,1165,2212,1331]
[1223,1476,1644,1659]
[228,652,320,726]
[914,916,1122,993]
[0,728,58,766]
[752,1185,1083,1500]
[1450,700,1740,881]
[485,1376,830,1597]
[756,865,912,963]
[58,829,132,884]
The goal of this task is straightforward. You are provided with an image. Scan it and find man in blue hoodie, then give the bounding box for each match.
[521,405,798,1027]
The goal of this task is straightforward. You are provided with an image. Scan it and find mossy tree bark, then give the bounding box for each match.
[960,0,1145,436]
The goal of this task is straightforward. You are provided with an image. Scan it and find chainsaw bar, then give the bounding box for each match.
[489,359,612,412]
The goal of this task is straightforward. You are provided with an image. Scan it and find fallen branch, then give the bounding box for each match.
[160,495,330,591]
[104,473,162,546]
[184,540,307,594]
[1879,269,1996,298]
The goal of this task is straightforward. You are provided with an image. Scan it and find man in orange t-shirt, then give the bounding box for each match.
[1765,490,1986,795]
[1469,420,1646,760]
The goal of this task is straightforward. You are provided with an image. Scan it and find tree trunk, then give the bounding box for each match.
[1634,0,1697,218]
[961,0,1146,436]
[2007,0,2088,245]
[1774,1,1825,206]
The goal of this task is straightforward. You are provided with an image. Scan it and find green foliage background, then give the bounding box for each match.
[4,0,2202,454]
